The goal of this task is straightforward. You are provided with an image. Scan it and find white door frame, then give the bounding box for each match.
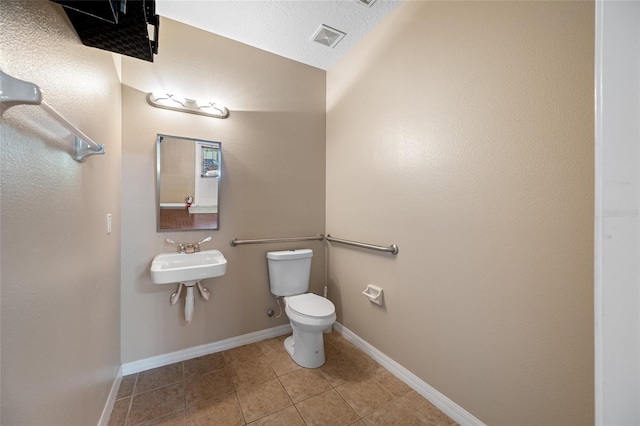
[594,1,640,424]
[193,142,219,210]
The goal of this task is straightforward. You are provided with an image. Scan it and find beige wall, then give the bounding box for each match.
[160,138,195,204]
[326,1,594,425]
[120,18,326,363]
[0,2,596,424]
[0,2,122,425]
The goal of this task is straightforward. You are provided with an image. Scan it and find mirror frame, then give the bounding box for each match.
[156,134,222,232]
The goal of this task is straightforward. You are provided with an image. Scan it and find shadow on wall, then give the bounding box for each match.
[2,103,85,160]
[325,245,393,323]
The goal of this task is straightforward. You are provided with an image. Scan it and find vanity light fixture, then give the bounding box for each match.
[195,100,228,116]
[150,92,185,107]
[147,92,229,119]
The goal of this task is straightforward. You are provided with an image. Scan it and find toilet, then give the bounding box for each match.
[267,249,336,368]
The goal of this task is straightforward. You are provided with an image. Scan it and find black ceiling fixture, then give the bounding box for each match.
[51,0,159,62]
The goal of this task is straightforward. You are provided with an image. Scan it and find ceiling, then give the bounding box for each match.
[155,0,403,70]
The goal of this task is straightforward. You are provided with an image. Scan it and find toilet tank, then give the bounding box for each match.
[267,249,313,296]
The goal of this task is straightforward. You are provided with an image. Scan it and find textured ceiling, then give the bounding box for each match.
[155,0,402,70]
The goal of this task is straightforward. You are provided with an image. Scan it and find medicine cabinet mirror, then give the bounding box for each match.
[156,134,221,232]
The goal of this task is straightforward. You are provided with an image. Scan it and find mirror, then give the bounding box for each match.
[157,134,221,231]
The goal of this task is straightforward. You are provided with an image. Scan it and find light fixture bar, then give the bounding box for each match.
[147,93,229,119]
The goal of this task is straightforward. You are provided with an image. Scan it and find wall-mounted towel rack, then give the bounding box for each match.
[326,234,399,255]
[230,234,324,247]
[0,70,106,162]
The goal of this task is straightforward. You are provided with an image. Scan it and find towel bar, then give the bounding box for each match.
[0,70,105,162]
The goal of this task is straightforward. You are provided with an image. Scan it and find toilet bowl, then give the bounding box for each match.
[266,249,336,368]
[283,293,336,368]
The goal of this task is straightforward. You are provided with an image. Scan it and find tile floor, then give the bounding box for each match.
[109,331,458,426]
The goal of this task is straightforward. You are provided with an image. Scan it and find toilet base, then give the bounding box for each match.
[284,335,296,359]
[284,327,326,369]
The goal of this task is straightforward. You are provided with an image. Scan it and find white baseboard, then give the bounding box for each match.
[98,365,122,426]
[121,324,292,375]
[333,322,485,426]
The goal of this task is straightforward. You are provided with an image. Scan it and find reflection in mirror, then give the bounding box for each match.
[157,134,221,231]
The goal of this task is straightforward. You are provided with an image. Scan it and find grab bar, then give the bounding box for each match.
[230,234,324,247]
[326,234,399,255]
[0,70,105,162]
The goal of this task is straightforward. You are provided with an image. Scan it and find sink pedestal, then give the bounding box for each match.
[170,280,210,323]
[185,285,195,322]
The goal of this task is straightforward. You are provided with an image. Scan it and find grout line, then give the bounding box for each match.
[236,389,247,425]
[396,396,428,425]
[181,362,187,422]
[124,373,139,425]
[331,386,362,422]
[292,402,308,425]
[131,408,185,426]
[235,390,247,425]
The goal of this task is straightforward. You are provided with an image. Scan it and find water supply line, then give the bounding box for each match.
[273,297,283,319]
[267,297,283,319]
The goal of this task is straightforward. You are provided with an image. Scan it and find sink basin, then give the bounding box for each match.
[150,249,227,285]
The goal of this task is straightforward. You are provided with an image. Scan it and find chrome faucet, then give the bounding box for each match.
[194,237,212,252]
[166,237,212,254]
[166,239,185,253]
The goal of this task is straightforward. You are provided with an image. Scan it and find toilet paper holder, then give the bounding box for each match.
[362,284,384,305]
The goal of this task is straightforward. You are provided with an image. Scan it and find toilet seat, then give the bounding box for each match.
[285,293,335,319]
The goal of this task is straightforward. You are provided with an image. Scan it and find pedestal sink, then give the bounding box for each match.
[150,250,227,322]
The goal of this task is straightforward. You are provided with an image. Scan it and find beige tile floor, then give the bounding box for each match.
[109,331,458,426]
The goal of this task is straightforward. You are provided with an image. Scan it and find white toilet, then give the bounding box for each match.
[267,249,336,368]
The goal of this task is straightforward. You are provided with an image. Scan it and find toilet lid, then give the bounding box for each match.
[286,293,335,318]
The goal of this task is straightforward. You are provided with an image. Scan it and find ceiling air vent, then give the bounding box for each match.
[311,24,346,49]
